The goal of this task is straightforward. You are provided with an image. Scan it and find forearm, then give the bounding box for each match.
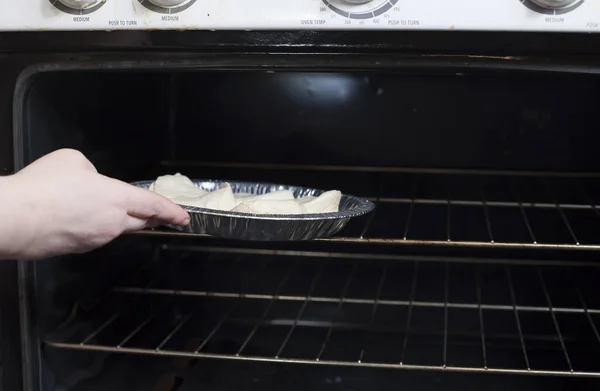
[0,175,30,260]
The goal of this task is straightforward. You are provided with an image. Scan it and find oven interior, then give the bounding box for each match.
[17,66,600,390]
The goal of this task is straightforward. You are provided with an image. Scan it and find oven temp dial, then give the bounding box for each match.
[530,0,578,7]
[57,0,100,8]
[522,0,584,14]
[51,0,105,14]
[323,0,398,19]
[137,0,197,14]
[147,0,187,6]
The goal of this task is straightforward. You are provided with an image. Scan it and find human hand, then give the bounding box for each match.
[0,149,189,260]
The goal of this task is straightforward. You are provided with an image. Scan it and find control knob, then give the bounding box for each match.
[147,0,189,6]
[57,0,100,8]
[530,0,579,8]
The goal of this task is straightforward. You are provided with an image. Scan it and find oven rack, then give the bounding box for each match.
[139,163,600,250]
[45,246,600,377]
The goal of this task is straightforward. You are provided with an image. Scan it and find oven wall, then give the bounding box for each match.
[19,69,600,177]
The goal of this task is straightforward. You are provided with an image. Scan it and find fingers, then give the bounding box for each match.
[117,180,190,226]
[124,215,148,232]
[145,218,163,229]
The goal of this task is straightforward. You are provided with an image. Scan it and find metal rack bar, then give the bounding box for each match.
[376,198,600,210]
[402,184,418,240]
[275,261,329,358]
[193,300,238,354]
[79,247,165,346]
[359,206,377,239]
[155,307,197,352]
[545,182,579,245]
[475,265,488,369]
[505,266,531,370]
[481,191,495,243]
[555,206,579,246]
[112,286,600,315]
[80,294,143,345]
[136,231,600,251]
[316,261,358,361]
[206,318,589,343]
[118,299,170,348]
[236,260,298,355]
[47,257,600,378]
[163,245,600,267]
[512,182,537,244]
[194,257,271,354]
[358,262,388,363]
[443,262,449,368]
[162,160,600,178]
[44,341,600,378]
[568,269,600,346]
[537,269,573,372]
[400,261,419,365]
[446,187,452,242]
[155,255,245,352]
[49,252,162,339]
[578,181,600,219]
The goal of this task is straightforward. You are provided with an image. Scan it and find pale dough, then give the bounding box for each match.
[233,199,307,215]
[233,190,296,204]
[149,173,341,215]
[298,190,342,214]
[150,173,207,205]
[187,183,237,210]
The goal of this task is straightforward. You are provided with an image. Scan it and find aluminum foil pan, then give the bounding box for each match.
[131,180,375,241]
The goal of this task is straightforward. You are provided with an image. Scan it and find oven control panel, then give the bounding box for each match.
[0,0,599,32]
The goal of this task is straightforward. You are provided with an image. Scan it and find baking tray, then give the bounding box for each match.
[132,180,375,241]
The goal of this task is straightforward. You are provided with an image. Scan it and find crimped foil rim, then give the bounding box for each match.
[132,179,375,221]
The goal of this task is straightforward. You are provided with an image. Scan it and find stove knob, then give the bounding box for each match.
[57,0,100,8]
[343,0,373,3]
[530,0,578,8]
[147,0,189,6]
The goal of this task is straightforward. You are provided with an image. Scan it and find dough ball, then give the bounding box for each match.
[233,189,295,206]
[147,174,342,215]
[186,183,237,211]
[298,190,341,213]
[150,173,206,202]
[233,199,307,215]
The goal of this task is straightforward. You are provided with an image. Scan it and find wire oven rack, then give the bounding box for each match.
[45,245,600,377]
[138,163,600,250]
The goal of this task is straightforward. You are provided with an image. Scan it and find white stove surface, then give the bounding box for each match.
[0,0,599,32]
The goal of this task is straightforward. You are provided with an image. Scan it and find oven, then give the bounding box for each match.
[2,1,600,391]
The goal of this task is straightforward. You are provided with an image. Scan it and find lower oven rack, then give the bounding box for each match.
[45,245,600,378]
[137,163,600,250]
